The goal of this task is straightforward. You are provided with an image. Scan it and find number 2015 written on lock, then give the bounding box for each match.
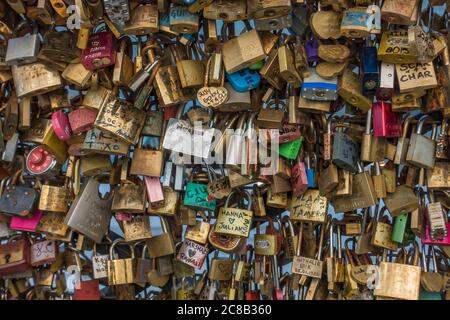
[215,208,253,238]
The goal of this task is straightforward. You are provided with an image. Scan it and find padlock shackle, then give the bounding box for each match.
[344,238,356,267]
[365,107,372,134]
[224,189,252,210]
[401,115,415,138]
[416,115,432,134]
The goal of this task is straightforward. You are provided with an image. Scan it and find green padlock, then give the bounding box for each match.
[279,138,303,160]
[248,60,264,70]
[419,291,443,300]
[391,212,414,244]
[184,182,216,211]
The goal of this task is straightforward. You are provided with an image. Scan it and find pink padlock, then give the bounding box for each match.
[422,222,450,245]
[52,110,72,141]
[144,176,164,208]
[115,212,133,222]
[372,101,402,138]
[10,209,43,232]
[81,31,116,70]
[291,157,308,197]
[68,107,98,135]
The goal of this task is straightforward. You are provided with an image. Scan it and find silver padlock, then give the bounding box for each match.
[5,20,41,66]
[226,113,247,169]
[174,164,185,191]
[2,132,19,162]
[103,0,130,27]
[161,160,174,189]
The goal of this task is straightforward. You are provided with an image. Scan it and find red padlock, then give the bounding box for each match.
[68,107,98,134]
[52,110,72,141]
[73,279,101,300]
[26,146,61,178]
[372,101,402,138]
[163,105,179,121]
[81,31,116,71]
[279,124,302,144]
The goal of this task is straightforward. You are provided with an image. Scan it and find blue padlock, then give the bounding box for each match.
[178,33,195,46]
[306,152,317,188]
[226,68,261,92]
[362,46,379,96]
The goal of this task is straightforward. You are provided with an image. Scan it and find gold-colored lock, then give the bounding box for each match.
[61,63,93,89]
[124,4,159,35]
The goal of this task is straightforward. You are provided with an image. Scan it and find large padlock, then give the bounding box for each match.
[64,178,113,244]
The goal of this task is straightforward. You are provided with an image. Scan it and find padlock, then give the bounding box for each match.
[396,62,438,94]
[301,69,338,102]
[172,43,205,89]
[332,126,360,174]
[10,209,42,233]
[291,189,328,224]
[291,153,308,197]
[61,62,93,89]
[338,67,371,112]
[227,68,261,93]
[257,100,286,129]
[259,49,285,91]
[362,46,379,96]
[107,240,136,285]
[146,217,176,258]
[5,20,40,66]
[318,163,339,197]
[169,5,199,34]
[0,171,38,218]
[378,29,418,64]
[112,37,134,87]
[39,180,71,213]
[64,178,113,244]
[103,0,130,27]
[381,0,419,25]
[124,4,159,35]
[377,62,395,100]
[176,239,208,269]
[221,22,266,73]
[375,243,421,300]
[203,0,246,21]
[81,28,116,71]
[0,235,31,276]
[215,190,253,238]
[391,212,414,245]
[370,206,398,251]
[122,215,152,243]
[94,94,145,145]
[332,162,377,213]
[111,181,146,213]
[406,115,436,169]
[12,62,63,98]
[291,221,325,279]
[372,101,402,138]
[68,107,98,135]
